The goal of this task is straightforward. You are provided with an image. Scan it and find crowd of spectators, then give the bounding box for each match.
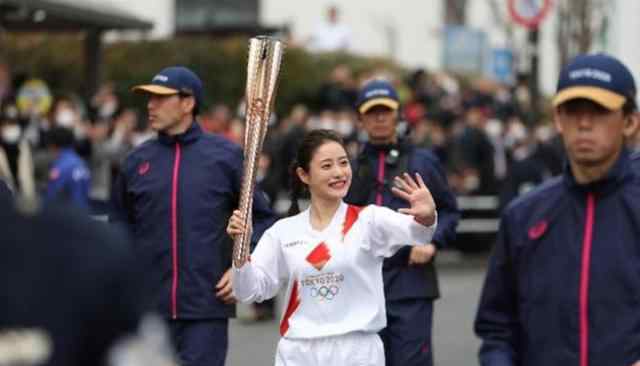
[5,57,638,217]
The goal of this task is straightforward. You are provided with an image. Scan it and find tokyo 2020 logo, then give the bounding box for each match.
[310,285,340,301]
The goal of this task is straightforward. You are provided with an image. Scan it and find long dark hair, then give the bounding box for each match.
[287,129,347,216]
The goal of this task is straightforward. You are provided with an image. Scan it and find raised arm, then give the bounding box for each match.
[364,173,438,257]
[391,172,437,226]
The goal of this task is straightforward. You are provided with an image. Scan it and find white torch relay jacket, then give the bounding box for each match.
[233,201,436,338]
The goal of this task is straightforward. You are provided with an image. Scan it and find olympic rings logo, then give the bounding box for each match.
[310,285,340,301]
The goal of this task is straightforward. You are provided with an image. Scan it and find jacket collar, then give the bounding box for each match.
[157,120,202,146]
[563,147,633,194]
[362,139,410,155]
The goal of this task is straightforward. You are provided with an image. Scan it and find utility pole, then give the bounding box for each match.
[528,28,540,125]
[507,0,551,126]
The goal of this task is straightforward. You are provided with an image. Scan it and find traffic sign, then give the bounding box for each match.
[508,0,552,28]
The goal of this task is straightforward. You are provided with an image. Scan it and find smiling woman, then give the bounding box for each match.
[295,140,351,211]
[287,129,352,219]
[227,129,438,366]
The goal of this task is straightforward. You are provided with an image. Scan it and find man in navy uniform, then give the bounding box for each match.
[475,53,640,366]
[346,79,460,366]
[111,66,276,366]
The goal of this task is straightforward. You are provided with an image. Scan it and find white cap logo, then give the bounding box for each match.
[569,68,611,83]
[152,74,169,83]
[365,88,390,98]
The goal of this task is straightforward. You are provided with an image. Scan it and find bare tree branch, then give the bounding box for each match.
[555,0,607,67]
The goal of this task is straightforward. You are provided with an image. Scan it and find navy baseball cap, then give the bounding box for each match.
[553,53,636,110]
[356,79,399,114]
[132,66,203,111]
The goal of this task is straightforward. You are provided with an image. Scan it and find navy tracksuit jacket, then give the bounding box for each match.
[346,141,460,300]
[111,122,276,320]
[475,148,640,366]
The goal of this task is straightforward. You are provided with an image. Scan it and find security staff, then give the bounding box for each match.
[346,79,459,366]
[475,53,640,366]
[111,66,276,366]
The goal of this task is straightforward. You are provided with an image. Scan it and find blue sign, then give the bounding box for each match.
[442,26,487,74]
[489,48,514,84]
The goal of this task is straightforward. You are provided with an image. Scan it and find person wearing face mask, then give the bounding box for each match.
[43,126,90,209]
[50,96,92,160]
[0,101,36,200]
[55,106,77,128]
[346,79,460,366]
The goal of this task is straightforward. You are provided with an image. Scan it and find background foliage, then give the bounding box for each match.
[2,34,401,115]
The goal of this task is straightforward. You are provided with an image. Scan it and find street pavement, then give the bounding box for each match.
[227,251,489,366]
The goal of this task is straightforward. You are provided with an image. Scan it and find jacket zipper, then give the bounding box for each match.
[171,143,182,319]
[376,150,385,205]
[579,192,595,366]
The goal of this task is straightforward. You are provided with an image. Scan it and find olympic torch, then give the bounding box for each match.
[233,36,285,268]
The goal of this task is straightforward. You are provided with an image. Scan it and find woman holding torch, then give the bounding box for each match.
[227,129,437,366]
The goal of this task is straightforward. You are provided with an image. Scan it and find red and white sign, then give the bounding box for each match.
[508,0,553,29]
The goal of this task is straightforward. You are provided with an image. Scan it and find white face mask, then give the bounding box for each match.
[463,174,480,192]
[1,124,21,143]
[98,101,118,119]
[335,121,354,137]
[55,109,76,127]
[319,118,335,130]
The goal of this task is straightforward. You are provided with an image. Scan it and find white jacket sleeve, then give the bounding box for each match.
[232,227,286,303]
[362,205,437,258]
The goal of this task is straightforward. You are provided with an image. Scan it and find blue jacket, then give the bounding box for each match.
[475,148,640,366]
[346,141,459,300]
[44,148,90,209]
[111,122,276,320]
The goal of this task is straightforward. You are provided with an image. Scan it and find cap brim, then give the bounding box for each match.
[358,98,399,114]
[552,86,626,110]
[131,84,179,95]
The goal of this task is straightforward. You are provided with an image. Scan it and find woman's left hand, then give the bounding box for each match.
[391,172,436,226]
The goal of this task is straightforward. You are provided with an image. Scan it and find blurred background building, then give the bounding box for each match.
[85,0,640,99]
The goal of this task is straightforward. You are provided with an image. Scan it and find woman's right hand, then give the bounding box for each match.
[227,209,246,240]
